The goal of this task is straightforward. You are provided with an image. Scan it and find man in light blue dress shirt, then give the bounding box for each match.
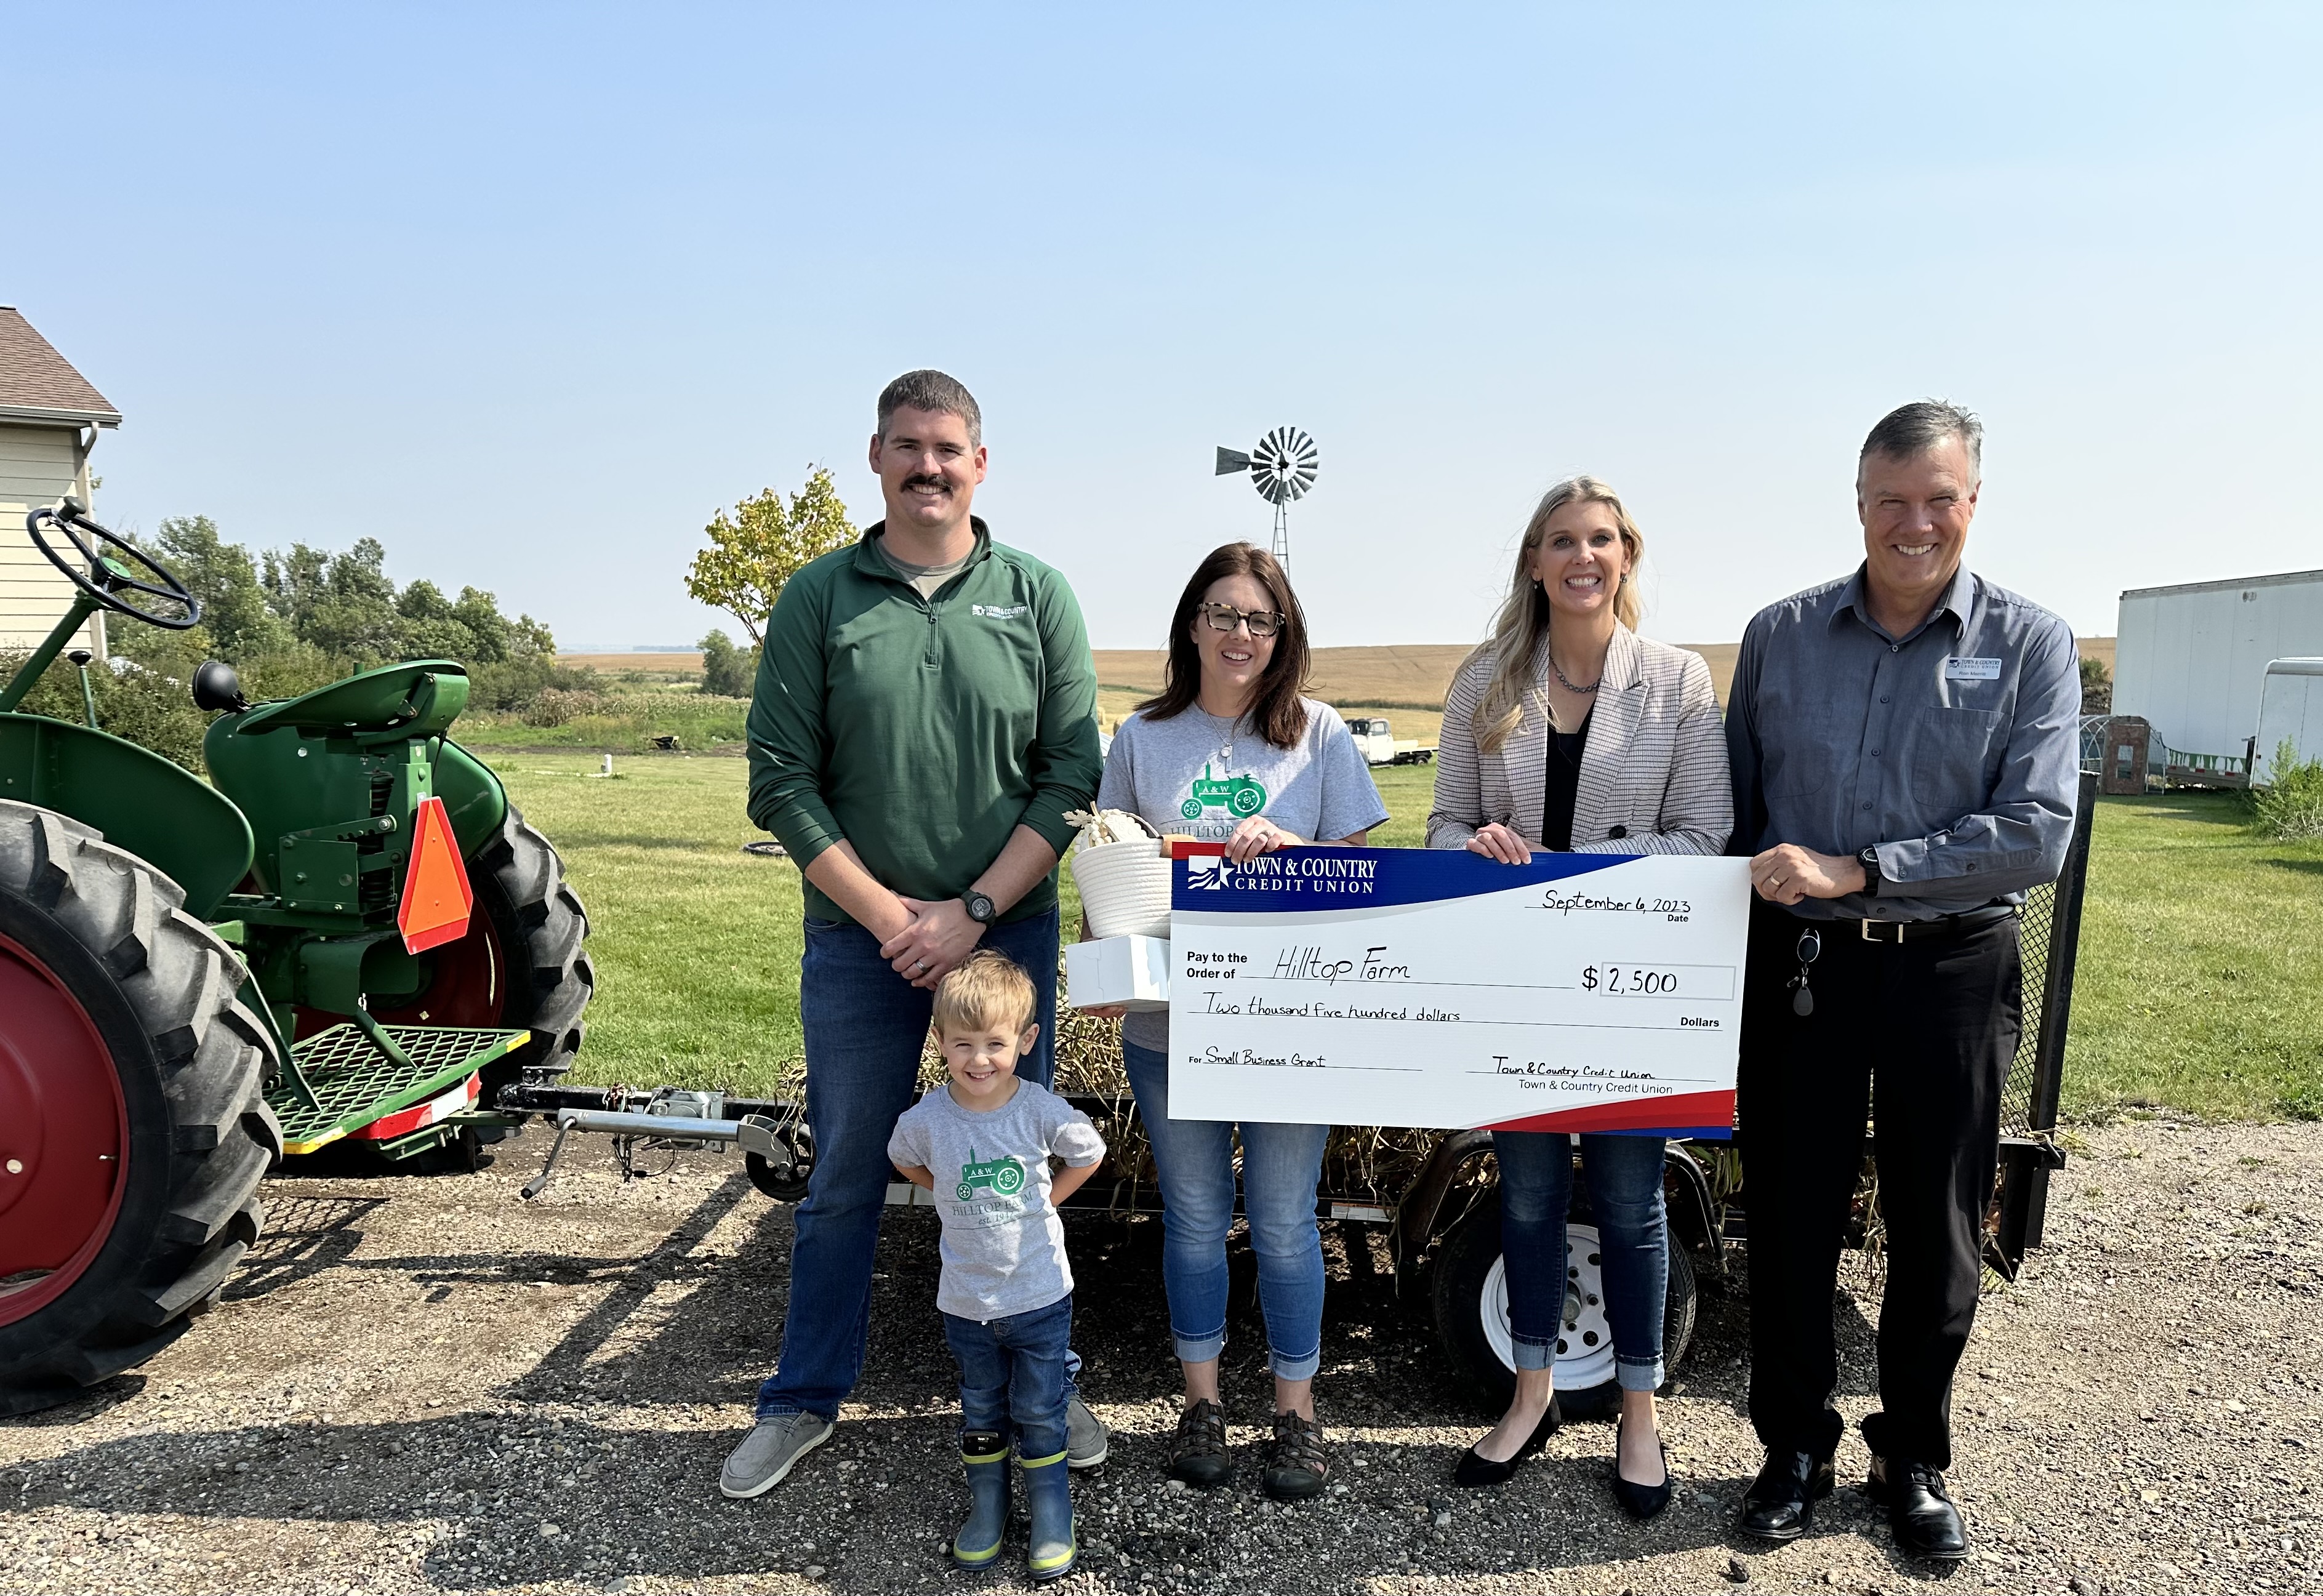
[1724,401,2080,1563]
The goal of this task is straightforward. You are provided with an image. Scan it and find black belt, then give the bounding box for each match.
[1831,904,2016,944]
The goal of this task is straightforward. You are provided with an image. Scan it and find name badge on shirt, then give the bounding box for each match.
[1944,656,2002,681]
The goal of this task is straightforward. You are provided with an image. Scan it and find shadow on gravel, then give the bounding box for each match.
[4,1171,1861,1589]
[1,1409,986,1589]
[227,1195,393,1302]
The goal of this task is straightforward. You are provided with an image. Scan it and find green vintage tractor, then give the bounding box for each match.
[0,500,592,1414]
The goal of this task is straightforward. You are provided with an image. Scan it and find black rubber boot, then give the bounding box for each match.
[950,1431,1010,1570]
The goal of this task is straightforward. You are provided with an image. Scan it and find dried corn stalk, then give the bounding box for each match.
[1062,808,1163,852]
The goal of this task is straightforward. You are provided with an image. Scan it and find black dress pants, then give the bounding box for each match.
[1737,900,2021,1472]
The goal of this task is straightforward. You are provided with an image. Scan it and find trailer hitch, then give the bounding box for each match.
[520,1101,792,1200]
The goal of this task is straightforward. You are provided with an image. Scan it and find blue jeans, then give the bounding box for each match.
[942,1294,1073,1460]
[757,908,1065,1421]
[1493,1129,1669,1392]
[1123,1040,1330,1382]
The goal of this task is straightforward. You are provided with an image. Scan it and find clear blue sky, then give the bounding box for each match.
[10,4,2319,652]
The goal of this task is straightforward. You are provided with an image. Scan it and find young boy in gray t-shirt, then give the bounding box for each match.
[888,952,1104,1583]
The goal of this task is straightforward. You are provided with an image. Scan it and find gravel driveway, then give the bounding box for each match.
[4,1117,2317,1595]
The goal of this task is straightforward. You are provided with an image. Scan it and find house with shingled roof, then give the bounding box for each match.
[2,307,122,655]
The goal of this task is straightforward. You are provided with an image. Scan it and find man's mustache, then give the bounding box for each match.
[902,475,950,494]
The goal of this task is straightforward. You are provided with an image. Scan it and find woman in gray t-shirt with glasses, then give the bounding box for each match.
[1092,541,1387,1502]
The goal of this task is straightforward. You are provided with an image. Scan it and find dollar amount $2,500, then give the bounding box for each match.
[1581,964,1683,996]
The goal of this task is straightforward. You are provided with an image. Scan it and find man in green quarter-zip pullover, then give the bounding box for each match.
[722,371,1108,1500]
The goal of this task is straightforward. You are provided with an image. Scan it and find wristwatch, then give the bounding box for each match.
[1858,846,1883,897]
[961,888,998,924]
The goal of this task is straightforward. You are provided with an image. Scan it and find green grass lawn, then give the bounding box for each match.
[2064,793,2323,1121]
[492,756,2321,1123]
[459,694,748,752]
[481,753,807,1094]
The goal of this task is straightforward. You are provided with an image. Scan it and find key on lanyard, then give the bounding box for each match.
[1787,927,1822,1017]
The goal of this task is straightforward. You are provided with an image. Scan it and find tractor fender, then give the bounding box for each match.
[1387,1128,1493,1295]
[1663,1142,1722,1263]
[0,713,253,921]
[430,739,509,859]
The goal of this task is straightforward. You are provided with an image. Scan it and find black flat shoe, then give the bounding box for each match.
[1610,1416,1673,1522]
[1736,1449,1834,1542]
[1453,1394,1560,1488]
[1865,1458,1970,1562]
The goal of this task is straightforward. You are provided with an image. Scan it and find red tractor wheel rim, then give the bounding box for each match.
[0,931,129,1328]
[292,904,509,1042]
[363,906,510,1032]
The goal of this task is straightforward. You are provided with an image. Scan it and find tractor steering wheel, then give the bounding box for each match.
[25,499,203,631]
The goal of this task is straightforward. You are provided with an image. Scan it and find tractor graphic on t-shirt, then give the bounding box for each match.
[1182,763,1267,820]
[956,1150,1027,1203]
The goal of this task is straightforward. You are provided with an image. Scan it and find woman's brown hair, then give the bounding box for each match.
[1135,542,1312,749]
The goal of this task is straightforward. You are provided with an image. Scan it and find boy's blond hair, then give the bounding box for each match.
[932,950,1038,1037]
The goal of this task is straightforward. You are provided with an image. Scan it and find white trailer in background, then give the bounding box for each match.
[1345,715,1435,766]
[2112,569,2323,774]
[2253,659,2323,785]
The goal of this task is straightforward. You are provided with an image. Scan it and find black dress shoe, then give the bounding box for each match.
[1452,1394,1560,1488]
[1610,1416,1673,1521]
[1866,1458,1970,1562]
[1736,1449,1834,1542]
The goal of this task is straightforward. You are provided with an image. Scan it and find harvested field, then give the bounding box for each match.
[1093,646,1478,709]
[558,640,2112,724]
[558,654,704,678]
[4,1118,2316,1595]
[1106,641,1744,718]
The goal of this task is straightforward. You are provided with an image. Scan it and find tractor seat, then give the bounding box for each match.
[233,659,471,739]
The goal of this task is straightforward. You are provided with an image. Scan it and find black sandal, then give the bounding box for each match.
[1166,1398,1232,1489]
[1453,1393,1560,1488]
[1261,1410,1331,1501]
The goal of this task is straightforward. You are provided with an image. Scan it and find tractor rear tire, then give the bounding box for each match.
[0,801,280,1416]
[470,804,593,1075]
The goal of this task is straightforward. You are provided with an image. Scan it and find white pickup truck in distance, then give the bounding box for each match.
[1346,715,1435,766]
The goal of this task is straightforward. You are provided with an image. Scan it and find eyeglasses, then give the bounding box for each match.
[1198,603,1285,639]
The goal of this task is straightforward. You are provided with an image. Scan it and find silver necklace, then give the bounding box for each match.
[1550,655,1601,694]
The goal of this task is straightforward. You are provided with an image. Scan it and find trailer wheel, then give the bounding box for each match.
[745,1122,814,1203]
[372,804,593,1078]
[1430,1189,1696,1421]
[0,802,278,1416]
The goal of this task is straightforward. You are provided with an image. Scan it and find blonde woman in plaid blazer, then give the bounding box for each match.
[1427,475,1732,1517]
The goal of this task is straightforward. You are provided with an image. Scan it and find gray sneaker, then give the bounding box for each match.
[1066,1394,1109,1470]
[720,1412,833,1498]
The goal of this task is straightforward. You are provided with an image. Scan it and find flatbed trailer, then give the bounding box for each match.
[495,774,2092,1415]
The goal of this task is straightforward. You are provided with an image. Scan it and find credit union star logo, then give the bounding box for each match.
[1186,857,1234,891]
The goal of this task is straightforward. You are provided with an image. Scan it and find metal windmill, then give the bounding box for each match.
[1214,425,1318,564]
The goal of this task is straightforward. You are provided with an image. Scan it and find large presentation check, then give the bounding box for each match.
[1167,844,1751,1137]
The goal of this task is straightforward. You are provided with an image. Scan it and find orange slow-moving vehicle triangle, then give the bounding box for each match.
[398,795,476,955]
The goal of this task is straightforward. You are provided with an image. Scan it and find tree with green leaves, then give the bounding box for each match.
[2079,655,2112,715]
[685,467,857,644]
[265,538,402,660]
[150,515,291,658]
[699,628,757,697]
